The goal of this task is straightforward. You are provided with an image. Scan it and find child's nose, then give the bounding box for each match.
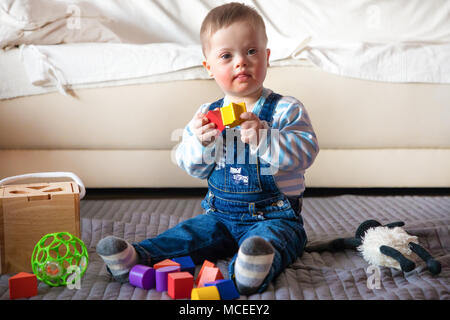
[235,54,248,68]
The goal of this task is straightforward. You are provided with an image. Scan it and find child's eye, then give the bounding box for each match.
[248,48,257,55]
[221,53,232,59]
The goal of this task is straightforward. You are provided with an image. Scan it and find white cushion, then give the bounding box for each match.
[0,0,119,49]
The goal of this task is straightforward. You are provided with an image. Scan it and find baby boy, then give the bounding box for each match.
[96,2,319,295]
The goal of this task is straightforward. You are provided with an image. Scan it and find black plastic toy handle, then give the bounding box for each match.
[304,237,361,253]
[380,245,415,272]
[385,221,405,228]
[409,242,442,275]
[331,238,362,251]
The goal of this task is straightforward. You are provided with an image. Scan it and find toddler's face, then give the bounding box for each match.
[203,21,270,100]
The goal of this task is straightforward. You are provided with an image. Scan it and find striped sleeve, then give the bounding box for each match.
[254,96,319,173]
[175,103,216,179]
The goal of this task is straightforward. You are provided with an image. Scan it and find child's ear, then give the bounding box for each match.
[202,60,213,77]
[266,48,271,67]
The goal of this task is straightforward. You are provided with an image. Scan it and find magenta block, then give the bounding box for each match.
[129,264,155,290]
[155,265,180,292]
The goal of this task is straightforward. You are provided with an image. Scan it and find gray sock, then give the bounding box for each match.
[234,236,275,295]
[96,236,138,283]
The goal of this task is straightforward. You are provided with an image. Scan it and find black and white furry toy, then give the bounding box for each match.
[307,219,441,275]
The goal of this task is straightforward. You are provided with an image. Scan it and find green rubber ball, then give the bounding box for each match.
[31,232,88,287]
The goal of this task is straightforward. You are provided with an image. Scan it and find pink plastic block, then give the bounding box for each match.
[197,266,224,288]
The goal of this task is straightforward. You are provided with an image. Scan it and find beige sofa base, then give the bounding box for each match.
[1,149,448,188]
[1,64,449,188]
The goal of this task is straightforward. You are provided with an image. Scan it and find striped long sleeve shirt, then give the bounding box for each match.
[175,87,320,196]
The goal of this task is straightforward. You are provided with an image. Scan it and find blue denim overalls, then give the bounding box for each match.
[133,92,307,293]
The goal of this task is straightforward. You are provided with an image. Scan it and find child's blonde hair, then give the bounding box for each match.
[200,2,267,56]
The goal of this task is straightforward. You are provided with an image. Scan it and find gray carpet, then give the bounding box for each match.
[1,194,449,300]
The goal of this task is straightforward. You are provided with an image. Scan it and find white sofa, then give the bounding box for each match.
[1,63,449,188]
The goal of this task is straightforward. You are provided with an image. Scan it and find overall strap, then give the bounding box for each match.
[207,98,224,111]
[258,92,282,124]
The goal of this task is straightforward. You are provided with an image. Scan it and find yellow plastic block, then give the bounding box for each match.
[220,102,247,128]
[191,286,221,300]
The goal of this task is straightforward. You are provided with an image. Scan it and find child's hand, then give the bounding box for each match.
[192,110,219,147]
[240,112,264,146]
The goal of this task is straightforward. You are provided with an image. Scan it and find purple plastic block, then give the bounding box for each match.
[155,265,180,292]
[129,264,155,290]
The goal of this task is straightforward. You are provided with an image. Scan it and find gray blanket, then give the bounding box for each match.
[1,195,449,300]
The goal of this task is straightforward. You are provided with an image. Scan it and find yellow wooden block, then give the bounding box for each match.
[191,286,221,300]
[220,102,246,128]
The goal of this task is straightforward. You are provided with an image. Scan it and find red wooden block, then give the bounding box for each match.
[197,266,224,288]
[205,109,225,132]
[9,272,37,300]
[168,272,194,299]
[153,259,180,270]
[195,260,215,285]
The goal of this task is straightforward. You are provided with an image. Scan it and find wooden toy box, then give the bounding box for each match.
[0,182,80,274]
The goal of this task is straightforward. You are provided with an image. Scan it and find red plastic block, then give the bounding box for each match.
[197,266,224,288]
[153,259,180,270]
[195,260,215,285]
[205,109,225,132]
[168,272,194,299]
[9,272,37,300]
